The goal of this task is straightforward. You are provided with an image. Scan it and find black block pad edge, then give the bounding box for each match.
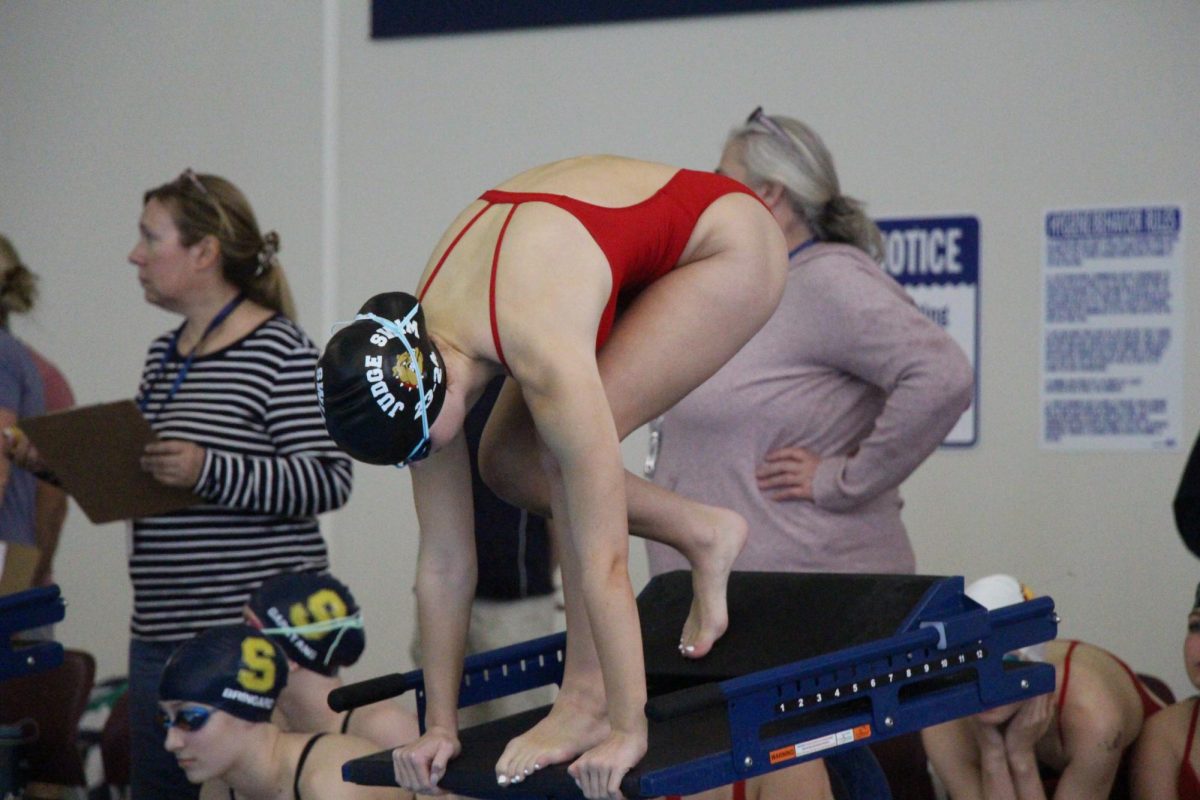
[343,661,1054,800]
[343,573,1046,799]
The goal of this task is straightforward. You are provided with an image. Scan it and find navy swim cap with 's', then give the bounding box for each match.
[248,572,365,676]
[158,624,287,723]
[316,292,447,466]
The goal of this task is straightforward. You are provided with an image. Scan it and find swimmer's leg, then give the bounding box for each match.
[481,196,785,658]
[481,383,742,660]
[494,458,646,785]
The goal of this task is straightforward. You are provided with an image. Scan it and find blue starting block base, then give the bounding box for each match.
[0,585,65,682]
[338,571,1057,799]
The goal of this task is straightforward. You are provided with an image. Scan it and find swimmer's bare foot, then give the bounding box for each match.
[678,506,746,659]
[494,691,611,786]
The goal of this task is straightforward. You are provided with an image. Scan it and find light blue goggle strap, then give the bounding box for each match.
[260,611,365,668]
[331,305,431,468]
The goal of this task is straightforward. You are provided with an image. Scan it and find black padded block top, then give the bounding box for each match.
[346,572,950,799]
[465,703,723,797]
[640,571,943,688]
[348,701,734,799]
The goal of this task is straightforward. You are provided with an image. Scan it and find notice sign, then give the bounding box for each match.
[877,216,980,447]
[1040,205,1184,451]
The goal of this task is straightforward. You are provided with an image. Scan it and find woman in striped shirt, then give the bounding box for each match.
[125,170,353,798]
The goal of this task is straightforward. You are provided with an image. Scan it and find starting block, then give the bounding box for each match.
[0,585,65,682]
[338,571,1057,799]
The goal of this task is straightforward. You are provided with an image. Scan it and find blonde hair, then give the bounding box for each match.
[144,171,297,319]
[728,114,884,262]
[0,234,38,328]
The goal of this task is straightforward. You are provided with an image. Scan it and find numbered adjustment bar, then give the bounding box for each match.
[441,632,566,726]
[637,595,1057,798]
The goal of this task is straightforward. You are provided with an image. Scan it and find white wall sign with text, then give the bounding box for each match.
[1040,205,1184,451]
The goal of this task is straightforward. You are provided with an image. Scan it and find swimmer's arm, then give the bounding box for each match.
[1000,693,1052,800]
[922,720,992,800]
[352,700,421,749]
[1052,754,1121,800]
[1130,705,1184,800]
[512,342,647,734]
[1052,697,1124,800]
[411,431,476,735]
[1051,733,1124,800]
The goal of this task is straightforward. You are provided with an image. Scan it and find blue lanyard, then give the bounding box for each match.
[139,293,245,420]
[788,237,818,259]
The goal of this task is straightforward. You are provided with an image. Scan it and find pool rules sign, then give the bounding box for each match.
[1040,205,1184,451]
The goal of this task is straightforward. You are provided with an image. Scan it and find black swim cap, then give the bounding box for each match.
[158,624,288,723]
[316,292,447,466]
[248,572,365,676]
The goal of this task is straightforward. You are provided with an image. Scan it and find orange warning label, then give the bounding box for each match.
[769,745,796,765]
[767,724,873,765]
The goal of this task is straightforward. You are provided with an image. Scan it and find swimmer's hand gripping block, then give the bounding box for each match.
[340,572,1057,799]
[0,585,65,681]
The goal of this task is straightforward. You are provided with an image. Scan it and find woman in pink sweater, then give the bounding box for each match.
[647,108,973,577]
[646,107,975,799]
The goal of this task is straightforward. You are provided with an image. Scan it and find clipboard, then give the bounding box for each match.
[19,399,201,524]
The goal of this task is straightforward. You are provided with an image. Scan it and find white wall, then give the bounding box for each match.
[0,0,326,673]
[2,0,1198,704]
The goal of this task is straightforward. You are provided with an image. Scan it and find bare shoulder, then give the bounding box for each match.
[307,731,382,766]
[299,732,404,799]
[1060,652,1128,711]
[1143,696,1196,744]
[1056,642,1139,704]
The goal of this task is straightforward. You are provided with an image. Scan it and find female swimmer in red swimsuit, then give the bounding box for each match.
[317,155,787,800]
[922,575,1166,800]
[1131,583,1200,800]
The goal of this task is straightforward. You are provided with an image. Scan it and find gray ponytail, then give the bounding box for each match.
[729,114,883,262]
[815,193,884,263]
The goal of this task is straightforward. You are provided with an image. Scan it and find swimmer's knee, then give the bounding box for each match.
[477,442,541,511]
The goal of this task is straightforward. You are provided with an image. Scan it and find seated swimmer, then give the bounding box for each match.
[246,571,419,748]
[922,574,1167,800]
[158,623,411,800]
[1130,582,1200,800]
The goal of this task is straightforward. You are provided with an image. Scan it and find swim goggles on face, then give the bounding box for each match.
[157,705,213,733]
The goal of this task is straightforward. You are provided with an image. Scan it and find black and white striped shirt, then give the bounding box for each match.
[131,315,353,641]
